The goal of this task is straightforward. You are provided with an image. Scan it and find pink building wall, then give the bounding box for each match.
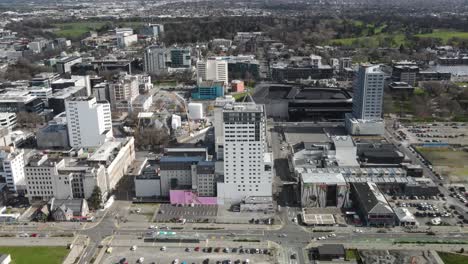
[169,190,217,205]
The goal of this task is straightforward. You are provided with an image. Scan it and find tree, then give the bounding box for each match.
[87,186,102,210]
[16,112,44,128]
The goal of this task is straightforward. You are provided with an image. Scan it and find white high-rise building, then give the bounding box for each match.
[196,57,228,85]
[65,97,113,148]
[217,103,273,204]
[144,46,169,74]
[0,147,25,193]
[346,64,385,135]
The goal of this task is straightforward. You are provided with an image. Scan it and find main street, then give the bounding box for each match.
[70,197,468,264]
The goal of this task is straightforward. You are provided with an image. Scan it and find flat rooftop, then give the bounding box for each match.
[284,127,332,145]
[253,84,352,102]
[301,172,346,185]
[301,210,336,226]
[223,103,263,113]
[88,139,127,162]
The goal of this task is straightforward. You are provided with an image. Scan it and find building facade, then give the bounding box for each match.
[197,57,228,85]
[109,73,139,112]
[170,48,191,68]
[217,103,273,204]
[346,64,385,135]
[144,46,169,74]
[65,97,113,148]
[0,147,25,193]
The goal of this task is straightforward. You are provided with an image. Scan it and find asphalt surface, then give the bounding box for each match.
[385,122,468,219]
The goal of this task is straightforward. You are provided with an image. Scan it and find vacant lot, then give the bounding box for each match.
[417,147,468,182]
[0,246,69,264]
[438,252,468,264]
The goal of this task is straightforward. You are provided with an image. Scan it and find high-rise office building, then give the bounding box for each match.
[144,46,169,74]
[65,97,113,148]
[196,57,228,85]
[352,65,385,120]
[217,103,273,204]
[346,64,385,135]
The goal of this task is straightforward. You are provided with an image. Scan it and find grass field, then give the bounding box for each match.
[53,21,145,38]
[416,29,468,43]
[438,252,468,264]
[53,22,107,38]
[416,147,468,181]
[0,246,69,264]
[329,33,406,48]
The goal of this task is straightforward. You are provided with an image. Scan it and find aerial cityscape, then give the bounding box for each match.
[0,0,467,263]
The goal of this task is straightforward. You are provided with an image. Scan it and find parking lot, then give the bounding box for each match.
[101,245,275,264]
[398,122,468,145]
[387,196,465,226]
[154,204,218,223]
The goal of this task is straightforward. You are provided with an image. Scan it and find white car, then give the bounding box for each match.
[19,233,29,238]
[138,257,144,263]
[161,246,167,251]
[131,245,137,251]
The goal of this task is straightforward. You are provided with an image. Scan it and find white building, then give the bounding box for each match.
[117,33,138,48]
[0,147,25,193]
[187,102,204,120]
[87,137,135,191]
[25,155,70,201]
[132,94,153,113]
[29,87,53,101]
[196,57,228,85]
[141,24,164,38]
[346,64,385,135]
[217,103,273,204]
[109,73,139,112]
[65,97,113,148]
[25,153,108,201]
[0,113,16,130]
[171,114,181,130]
[144,46,169,74]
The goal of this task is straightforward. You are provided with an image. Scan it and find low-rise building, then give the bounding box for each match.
[0,147,25,193]
[191,81,225,100]
[36,122,69,150]
[25,154,108,201]
[87,137,135,191]
[394,207,418,227]
[134,165,161,198]
[0,113,16,130]
[56,56,82,74]
[0,90,44,113]
[351,182,395,227]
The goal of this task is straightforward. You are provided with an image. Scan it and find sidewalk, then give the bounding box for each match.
[63,235,89,264]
